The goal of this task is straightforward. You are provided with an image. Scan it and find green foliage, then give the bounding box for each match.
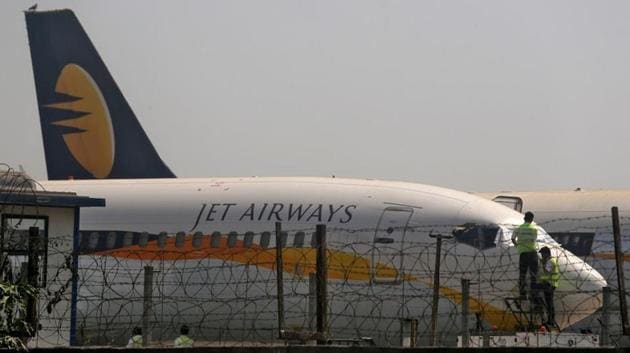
[0,281,37,350]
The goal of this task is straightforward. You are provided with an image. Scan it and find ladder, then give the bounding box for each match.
[505,296,546,331]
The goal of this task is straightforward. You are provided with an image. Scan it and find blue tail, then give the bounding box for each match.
[25,9,175,179]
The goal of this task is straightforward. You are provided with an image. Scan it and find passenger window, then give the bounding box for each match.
[80,233,90,250]
[210,231,221,248]
[228,232,238,248]
[157,232,167,249]
[279,231,288,248]
[243,232,254,248]
[89,232,99,250]
[107,232,117,249]
[453,225,499,250]
[139,232,148,248]
[260,232,270,249]
[175,231,186,248]
[123,232,133,247]
[294,232,305,248]
[192,231,203,248]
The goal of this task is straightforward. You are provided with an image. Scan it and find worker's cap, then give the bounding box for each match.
[539,246,551,255]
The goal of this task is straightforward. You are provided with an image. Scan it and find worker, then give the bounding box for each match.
[126,326,143,348]
[539,246,560,328]
[511,211,539,298]
[174,325,194,348]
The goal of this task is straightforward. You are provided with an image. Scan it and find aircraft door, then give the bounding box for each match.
[492,196,523,213]
[371,206,413,284]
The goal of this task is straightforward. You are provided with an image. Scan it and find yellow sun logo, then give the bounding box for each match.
[46,64,115,178]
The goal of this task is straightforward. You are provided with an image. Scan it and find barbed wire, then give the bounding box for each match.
[0,166,628,347]
[60,225,610,347]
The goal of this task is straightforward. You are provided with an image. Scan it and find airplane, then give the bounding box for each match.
[22,9,606,346]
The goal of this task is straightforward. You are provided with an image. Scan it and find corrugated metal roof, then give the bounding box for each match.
[0,190,105,208]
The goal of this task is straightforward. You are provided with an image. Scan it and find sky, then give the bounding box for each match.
[1,0,629,192]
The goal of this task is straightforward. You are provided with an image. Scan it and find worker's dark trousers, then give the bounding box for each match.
[541,283,556,326]
[518,251,538,297]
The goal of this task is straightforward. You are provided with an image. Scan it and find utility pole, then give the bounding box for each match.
[612,207,630,335]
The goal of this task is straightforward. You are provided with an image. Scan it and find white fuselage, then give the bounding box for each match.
[41,177,606,345]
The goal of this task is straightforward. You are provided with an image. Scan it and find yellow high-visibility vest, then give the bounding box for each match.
[515,222,537,253]
[540,257,560,288]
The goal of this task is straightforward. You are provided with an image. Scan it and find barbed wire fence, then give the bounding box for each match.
[70,223,613,347]
[0,165,629,347]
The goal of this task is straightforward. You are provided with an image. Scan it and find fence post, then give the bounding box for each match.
[601,286,611,346]
[309,272,316,331]
[142,266,154,347]
[275,222,285,339]
[461,279,470,348]
[429,233,450,346]
[401,318,418,347]
[612,207,629,335]
[410,318,418,347]
[316,224,327,345]
[26,226,40,336]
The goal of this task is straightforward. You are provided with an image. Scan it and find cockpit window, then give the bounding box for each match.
[497,225,559,249]
[535,226,560,245]
[453,225,499,250]
[548,232,594,256]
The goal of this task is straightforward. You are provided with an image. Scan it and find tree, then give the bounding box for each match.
[0,281,37,350]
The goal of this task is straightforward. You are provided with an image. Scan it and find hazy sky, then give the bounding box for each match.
[1,1,629,191]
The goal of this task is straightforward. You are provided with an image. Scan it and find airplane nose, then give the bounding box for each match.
[554,248,607,328]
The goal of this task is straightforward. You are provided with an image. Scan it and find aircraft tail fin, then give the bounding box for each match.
[25,9,175,179]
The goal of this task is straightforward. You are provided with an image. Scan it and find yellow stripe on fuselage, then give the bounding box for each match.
[96,233,517,329]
